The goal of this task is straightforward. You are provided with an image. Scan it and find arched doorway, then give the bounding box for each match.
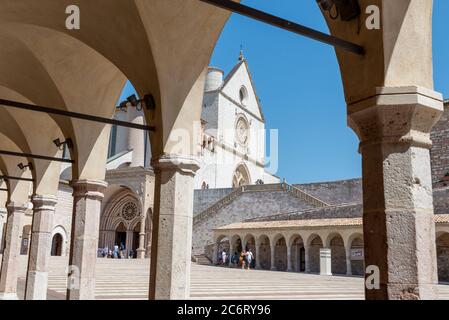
[328,234,346,275]
[20,225,31,255]
[258,235,271,270]
[350,236,364,276]
[115,222,127,249]
[51,233,63,256]
[290,235,305,272]
[214,235,230,264]
[244,234,256,268]
[308,234,323,273]
[273,236,287,271]
[436,233,449,282]
[232,163,251,187]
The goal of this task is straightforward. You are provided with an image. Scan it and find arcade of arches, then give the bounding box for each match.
[0,0,447,301]
[214,217,449,282]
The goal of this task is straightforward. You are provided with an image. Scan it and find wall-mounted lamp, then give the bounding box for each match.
[316,0,360,21]
[18,162,33,171]
[118,94,156,112]
[53,138,73,150]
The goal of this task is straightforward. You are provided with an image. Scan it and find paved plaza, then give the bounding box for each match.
[10,257,449,300]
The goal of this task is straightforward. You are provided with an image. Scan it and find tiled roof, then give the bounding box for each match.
[216,215,449,231]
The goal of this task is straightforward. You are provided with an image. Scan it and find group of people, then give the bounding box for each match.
[99,243,135,259]
[217,249,255,270]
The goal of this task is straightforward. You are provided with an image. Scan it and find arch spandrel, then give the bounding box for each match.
[319,0,434,103]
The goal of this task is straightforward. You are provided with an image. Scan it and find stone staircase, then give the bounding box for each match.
[193,183,329,226]
[193,254,212,266]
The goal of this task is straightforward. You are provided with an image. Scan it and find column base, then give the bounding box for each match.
[270,266,277,271]
[0,293,19,300]
[137,249,146,259]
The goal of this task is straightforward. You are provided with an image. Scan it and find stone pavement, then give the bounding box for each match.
[8,256,449,300]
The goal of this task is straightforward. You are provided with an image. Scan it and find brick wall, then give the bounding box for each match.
[431,102,449,186]
[193,189,315,256]
[295,179,362,205]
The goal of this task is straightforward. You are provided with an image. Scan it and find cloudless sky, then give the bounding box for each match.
[121,0,449,184]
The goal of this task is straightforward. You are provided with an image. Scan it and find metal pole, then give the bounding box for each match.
[0,150,74,164]
[0,175,34,182]
[0,99,156,132]
[199,0,364,55]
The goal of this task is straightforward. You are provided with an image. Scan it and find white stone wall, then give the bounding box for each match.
[53,182,74,256]
[194,61,280,189]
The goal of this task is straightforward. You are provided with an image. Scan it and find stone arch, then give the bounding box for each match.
[232,162,251,188]
[436,232,449,283]
[213,234,230,265]
[51,225,68,257]
[326,233,346,275]
[289,234,305,272]
[306,233,323,274]
[349,234,364,276]
[99,186,142,257]
[243,234,256,253]
[230,234,243,255]
[272,234,287,271]
[257,234,271,270]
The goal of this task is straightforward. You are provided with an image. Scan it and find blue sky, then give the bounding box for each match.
[121,0,449,184]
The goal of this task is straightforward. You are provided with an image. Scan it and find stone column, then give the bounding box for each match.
[127,107,145,168]
[304,246,310,273]
[286,243,292,272]
[67,179,107,300]
[212,243,218,265]
[320,248,332,276]
[228,242,234,267]
[349,87,442,300]
[270,242,276,271]
[0,208,6,254]
[149,155,199,300]
[346,247,352,276]
[255,241,261,270]
[137,215,146,259]
[0,202,27,300]
[24,195,58,300]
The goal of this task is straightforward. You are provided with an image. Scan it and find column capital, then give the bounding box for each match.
[70,179,108,200]
[348,86,443,149]
[151,154,200,176]
[32,194,58,210]
[6,202,28,213]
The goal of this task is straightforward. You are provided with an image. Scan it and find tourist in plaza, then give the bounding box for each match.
[113,244,119,259]
[246,249,253,270]
[240,250,246,269]
[221,249,227,265]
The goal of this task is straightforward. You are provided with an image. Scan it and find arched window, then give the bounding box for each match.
[239,86,248,105]
[51,233,63,256]
[232,163,251,188]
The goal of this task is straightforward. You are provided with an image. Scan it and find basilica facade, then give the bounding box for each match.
[0,55,279,261]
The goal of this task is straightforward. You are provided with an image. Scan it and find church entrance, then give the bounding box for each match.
[51,233,63,256]
[115,223,127,248]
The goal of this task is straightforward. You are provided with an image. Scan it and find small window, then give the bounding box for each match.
[239,86,248,105]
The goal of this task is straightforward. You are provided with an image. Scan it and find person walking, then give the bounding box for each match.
[240,251,246,269]
[113,244,119,259]
[221,250,227,265]
[246,249,253,270]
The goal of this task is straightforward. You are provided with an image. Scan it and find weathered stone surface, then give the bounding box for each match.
[25,195,58,300]
[149,155,199,300]
[349,86,442,300]
[0,202,27,300]
[67,180,107,300]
